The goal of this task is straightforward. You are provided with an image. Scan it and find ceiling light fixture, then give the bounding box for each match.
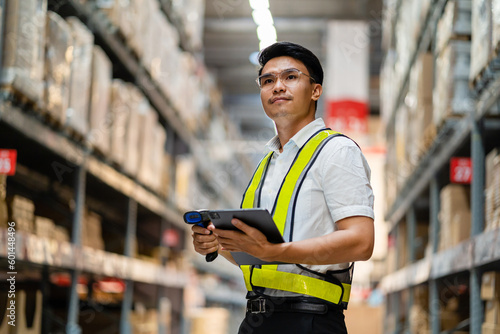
[249,0,277,51]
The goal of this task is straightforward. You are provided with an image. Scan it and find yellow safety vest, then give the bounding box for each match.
[240,129,353,308]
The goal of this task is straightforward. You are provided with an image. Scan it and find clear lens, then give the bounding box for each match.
[256,68,312,89]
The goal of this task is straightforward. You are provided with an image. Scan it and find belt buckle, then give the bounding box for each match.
[249,298,266,314]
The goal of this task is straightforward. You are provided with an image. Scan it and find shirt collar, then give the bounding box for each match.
[265,118,327,153]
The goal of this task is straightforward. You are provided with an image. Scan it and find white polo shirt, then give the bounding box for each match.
[258,118,374,297]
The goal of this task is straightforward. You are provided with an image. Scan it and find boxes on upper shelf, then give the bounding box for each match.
[493,0,500,54]
[470,0,493,85]
[109,79,130,167]
[408,53,434,161]
[88,45,112,156]
[44,11,72,125]
[433,40,472,129]
[436,0,472,55]
[485,148,500,230]
[1,0,46,106]
[66,17,93,138]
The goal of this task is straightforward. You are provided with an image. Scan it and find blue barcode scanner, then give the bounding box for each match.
[183,210,218,262]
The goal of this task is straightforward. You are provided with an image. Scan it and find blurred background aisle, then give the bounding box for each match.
[0,0,499,333]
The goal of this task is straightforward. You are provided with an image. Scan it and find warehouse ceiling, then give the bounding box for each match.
[203,0,384,140]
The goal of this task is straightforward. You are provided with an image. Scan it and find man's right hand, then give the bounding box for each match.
[191,223,219,256]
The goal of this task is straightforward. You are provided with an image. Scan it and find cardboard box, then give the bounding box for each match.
[82,210,104,250]
[35,216,55,239]
[485,299,500,324]
[470,0,492,83]
[189,308,229,334]
[88,45,112,155]
[433,41,472,128]
[44,11,73,124]
[123,86,149,177]
[1,0,46,104]
[493,0,500,52]
[439,184,471,250]
[7,195,35,233]
[66,17,93,137]
[137,107,158,187]
[482,272,500,300]
[483,323,500,334]
[109,80,131,167]
[436,0,472,54]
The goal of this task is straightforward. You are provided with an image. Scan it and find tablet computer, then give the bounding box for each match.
[207,208,286,265]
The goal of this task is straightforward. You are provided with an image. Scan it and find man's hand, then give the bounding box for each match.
[191,223,219,256]
[212,218,280,261]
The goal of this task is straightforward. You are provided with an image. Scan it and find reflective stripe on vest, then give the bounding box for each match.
[239,129,352,306]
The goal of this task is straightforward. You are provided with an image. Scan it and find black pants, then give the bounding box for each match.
[237,307,348,334]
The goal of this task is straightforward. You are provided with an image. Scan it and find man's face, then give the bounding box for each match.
[259,56,321,123]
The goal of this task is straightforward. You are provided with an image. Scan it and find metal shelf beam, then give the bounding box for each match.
[381,228,500,294]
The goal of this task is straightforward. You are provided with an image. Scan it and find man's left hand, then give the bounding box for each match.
[210,218,276,260]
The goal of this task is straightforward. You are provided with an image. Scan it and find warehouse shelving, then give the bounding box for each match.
[0,0,250,333]
[381,0,500,333]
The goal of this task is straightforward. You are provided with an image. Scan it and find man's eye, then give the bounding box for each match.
[263,77,275,85]
[284,73,298,80]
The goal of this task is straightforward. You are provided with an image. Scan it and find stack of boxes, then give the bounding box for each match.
[482,272,500,333]
[44,11,72,125]
[1,0,46,105]
[470,0,500,86]
[433,0,472,129]
[485,148,500,230]
[438,184,471,251]
[7,195,35,233]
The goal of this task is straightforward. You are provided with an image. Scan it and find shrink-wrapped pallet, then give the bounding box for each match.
[44,11,73,124]
[436,0,472,54]
[123,86,149,177]
[109,80,131,167]
[97,0,133,41]
[493,0,500,53]
[485,148,500,230]
[149,123,167,192]
[88,45,112,155]
[66,17,94,137]
[137,107,159,187]
[470,0,492,83]
[408,53,434,159]
[433,41,472,128]
[1,0,46,105]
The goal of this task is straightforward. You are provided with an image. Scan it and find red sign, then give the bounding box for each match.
[0,150,17,175]
[325,100,369,133]
[450,157,472,184]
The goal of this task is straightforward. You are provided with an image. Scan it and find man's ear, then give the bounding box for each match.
[312,83,323,101]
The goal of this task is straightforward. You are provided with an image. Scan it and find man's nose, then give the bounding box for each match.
[273,77,286,92]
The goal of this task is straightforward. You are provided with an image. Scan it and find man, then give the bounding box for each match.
[191,42,374,333]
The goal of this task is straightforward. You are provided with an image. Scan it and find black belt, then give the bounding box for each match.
[246,297,331,315]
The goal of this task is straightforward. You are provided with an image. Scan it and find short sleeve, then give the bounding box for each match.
[320,138,375,223]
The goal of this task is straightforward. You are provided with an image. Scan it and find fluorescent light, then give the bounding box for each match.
[259,39,276,50]
[252,9,274,26]
[249,0,269,10]
[257,24,277,41]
